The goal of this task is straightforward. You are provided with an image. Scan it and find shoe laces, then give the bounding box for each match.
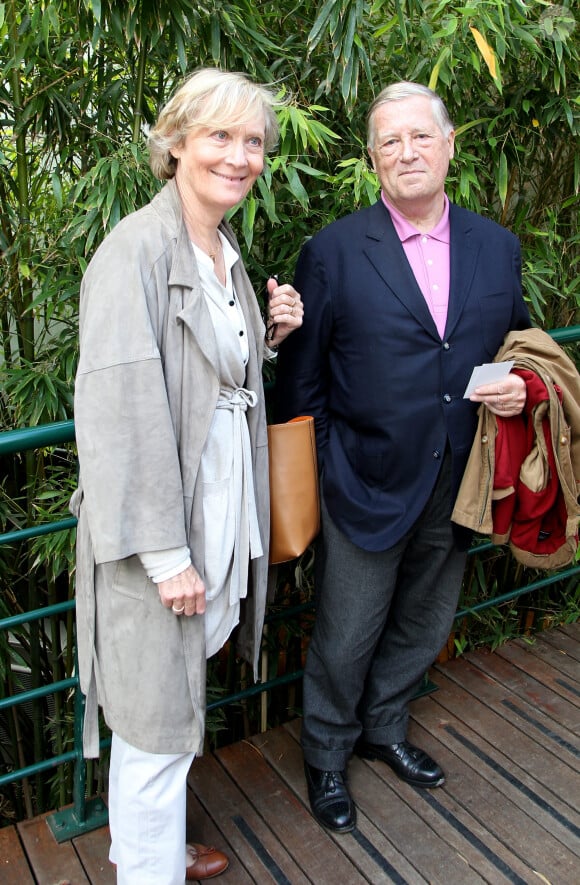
[322,770,344,792]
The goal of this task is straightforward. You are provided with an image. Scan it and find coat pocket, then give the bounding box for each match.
[111,555,149,601]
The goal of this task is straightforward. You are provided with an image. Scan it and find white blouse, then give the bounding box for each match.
[140,232,263,658]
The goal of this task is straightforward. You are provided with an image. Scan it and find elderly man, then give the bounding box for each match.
[275,82,530,833]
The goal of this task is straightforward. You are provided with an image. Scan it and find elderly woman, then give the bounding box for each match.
[71,68,303,883]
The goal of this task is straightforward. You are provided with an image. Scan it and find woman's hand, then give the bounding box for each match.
[158,564,206,616]
[266,277,303,347]
[469,372,527,417]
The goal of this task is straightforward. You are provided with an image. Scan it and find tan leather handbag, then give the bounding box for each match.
[267,416,320,564]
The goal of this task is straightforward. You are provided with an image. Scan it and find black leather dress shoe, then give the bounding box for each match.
[304,762,356,833]
[355,739,445,788]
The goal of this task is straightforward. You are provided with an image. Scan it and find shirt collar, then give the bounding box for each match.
[381,192,450,244]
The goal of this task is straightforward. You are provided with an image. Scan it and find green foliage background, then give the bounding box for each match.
[0,0,579,822]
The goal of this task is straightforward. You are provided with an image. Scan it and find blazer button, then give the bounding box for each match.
[443,342,450,350]
[433,450,441,459]
[443,394,452,403]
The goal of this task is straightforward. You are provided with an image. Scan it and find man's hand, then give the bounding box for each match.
[469,372,526,417]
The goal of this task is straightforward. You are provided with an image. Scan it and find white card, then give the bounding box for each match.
[463,361,514,398]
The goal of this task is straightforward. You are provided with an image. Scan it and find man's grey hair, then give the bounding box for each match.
[367,82,454,149]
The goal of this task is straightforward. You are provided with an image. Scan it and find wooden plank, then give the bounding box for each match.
[537,623,580,661]
[558,622,580,646]
[0,824,35,883]
[281,719,496,885]
[10,624,580,884]
[422,670,580,862]
[462,654,580,768]
[17,813,90,884]
[409,698,578,884]
[72,825,115,884]
[216,736,369,884]
[494,639,580,710]
[436,658,580,764]
[188,748,306,883]
[259,720,431,884]
[508,633,580,684]
[185,783,254,885]
[363,732,542,885]
[464,645,580,734]
[431,661,580,804]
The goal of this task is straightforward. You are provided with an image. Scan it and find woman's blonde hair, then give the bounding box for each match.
[148,68,280,180]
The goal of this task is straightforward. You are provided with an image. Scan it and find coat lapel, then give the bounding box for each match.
[363,202,439,339]
[445,203,480,338]
[167,223,220,376]
[364,200,482,341]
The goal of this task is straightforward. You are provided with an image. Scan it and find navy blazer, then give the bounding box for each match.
[275,200,531,551]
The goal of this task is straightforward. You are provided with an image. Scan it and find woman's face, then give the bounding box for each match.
[171,112,266,215]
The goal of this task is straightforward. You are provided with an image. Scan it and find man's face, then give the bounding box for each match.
[368,95,455,219]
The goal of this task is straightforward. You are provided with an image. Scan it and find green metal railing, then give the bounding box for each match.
[1,325,578,840]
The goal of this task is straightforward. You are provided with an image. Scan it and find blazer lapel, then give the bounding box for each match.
[364,200,482,342]
[445,203,480,339]
[363,202,439,339]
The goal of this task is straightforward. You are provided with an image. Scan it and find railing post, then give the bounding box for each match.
[46,652,109,842]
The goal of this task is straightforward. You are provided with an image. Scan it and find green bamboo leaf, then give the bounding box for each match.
[51,171,63,208]
[341,51,355,105]
[284,165,309,209]
[307,0,336,49]
[211,15,221,65]
[343,7,357,60]
[429,47,451,91]
[394,0,407,40]
[498,151,508,207]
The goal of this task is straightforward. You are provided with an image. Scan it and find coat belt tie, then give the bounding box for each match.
[216,387,263,604]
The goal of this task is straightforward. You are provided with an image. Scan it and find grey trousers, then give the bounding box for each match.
[301,452,467,771]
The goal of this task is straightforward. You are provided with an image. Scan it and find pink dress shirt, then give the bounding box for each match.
[381,192,451,339]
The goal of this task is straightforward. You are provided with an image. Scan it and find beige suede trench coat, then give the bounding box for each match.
[71,179,270,757]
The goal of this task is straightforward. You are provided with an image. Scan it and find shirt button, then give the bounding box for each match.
[443,394,452,403]
[239,330,244,337]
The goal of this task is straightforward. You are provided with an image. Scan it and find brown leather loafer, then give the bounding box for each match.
[111,842,229,880]
[186,843,229,880]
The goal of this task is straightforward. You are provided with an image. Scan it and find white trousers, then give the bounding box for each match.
[108,732,195,885]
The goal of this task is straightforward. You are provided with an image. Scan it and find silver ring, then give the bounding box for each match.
[172,605,185,614]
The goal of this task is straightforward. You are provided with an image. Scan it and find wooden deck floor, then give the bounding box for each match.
[1,622,578,884]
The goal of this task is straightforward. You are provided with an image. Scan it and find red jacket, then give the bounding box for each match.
[453,329,580,569]
[493,369,573,562]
